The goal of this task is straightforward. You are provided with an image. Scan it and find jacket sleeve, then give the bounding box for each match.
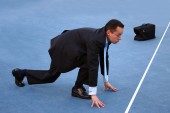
[87,40,100,87]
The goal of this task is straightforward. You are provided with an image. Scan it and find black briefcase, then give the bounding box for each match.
[134,23,156,41]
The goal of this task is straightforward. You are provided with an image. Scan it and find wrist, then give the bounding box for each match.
[91,95,97,98]
[104,81,109,84]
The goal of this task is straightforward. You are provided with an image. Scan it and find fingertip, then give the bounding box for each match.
[91,103,94,108]
[97,104,100,108]
[112,88,118,92]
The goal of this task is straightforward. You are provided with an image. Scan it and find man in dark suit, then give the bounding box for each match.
[12,19,124,108]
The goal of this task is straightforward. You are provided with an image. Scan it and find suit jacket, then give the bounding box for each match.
[48,27,110,87]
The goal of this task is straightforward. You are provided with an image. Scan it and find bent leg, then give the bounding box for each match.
[26,61,61,84]
[74,63,89,88]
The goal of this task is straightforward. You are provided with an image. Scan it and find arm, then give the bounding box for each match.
[100,42,118,92]
[87,39,117,108]
[87,40,105,108]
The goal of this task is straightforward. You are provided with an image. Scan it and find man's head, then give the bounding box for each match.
[105,19,124,44]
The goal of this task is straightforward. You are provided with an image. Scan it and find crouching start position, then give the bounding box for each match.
[12,19,124,108]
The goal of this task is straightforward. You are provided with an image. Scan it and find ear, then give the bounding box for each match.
[106,29,111,36]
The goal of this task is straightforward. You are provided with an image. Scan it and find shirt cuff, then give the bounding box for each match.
[89,87,97,95]
[103,75,109,82]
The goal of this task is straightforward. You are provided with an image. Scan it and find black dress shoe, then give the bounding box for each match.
[12,68,25,87]
[72,87,91,99]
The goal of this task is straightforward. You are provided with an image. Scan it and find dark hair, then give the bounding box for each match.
[105,19,124,32]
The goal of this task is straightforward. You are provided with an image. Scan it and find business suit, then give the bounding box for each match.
[25,27,110,87]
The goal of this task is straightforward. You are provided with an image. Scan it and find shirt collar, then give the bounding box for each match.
[106,37,111,45]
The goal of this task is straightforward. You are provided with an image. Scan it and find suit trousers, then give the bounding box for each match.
[25,57,89,87]
[74,54,90,88]
[26,60,61,84]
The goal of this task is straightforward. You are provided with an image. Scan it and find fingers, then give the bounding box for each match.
[91,100,105,108]
[96,100,105,108]
[91,95,105,108]
[109,87,118,91]
[103,87,109,91]
[103,85,118,92]
[110,86,118,91]
[91,101,94,108]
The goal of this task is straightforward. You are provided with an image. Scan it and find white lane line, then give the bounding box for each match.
[124,22,170,113]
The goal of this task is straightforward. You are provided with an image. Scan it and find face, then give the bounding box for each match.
[106,26,124,44]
